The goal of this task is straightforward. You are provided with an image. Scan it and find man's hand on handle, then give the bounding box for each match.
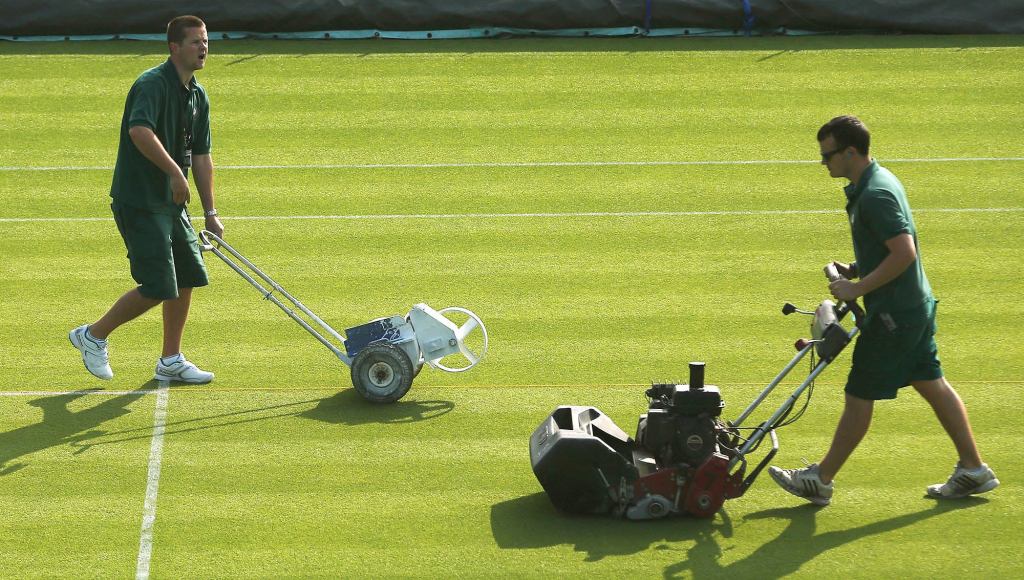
[204,214,224,238]
[824,261,866,328]
[829,278,862,302]
[826,261,863,302]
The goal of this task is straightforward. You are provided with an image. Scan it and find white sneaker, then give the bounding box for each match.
[768,463,833,506]
[69,324,113,380]
[927,463,999,499]
[154,355,214,384]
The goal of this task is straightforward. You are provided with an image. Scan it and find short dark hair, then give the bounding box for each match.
[817,115,870,156]
[167,15,205,46]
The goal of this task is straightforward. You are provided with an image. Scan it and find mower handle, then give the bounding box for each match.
[198,230,216,252]
[824,264,865,328]
[725,428,779,500]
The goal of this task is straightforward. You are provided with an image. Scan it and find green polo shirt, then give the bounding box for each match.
[110,59,211,215]
[845,161,933,323]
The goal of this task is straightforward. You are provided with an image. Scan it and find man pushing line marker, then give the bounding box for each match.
[70,15,222,384]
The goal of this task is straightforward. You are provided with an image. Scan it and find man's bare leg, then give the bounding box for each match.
[818,393,875,484]
[161,287,192,357]
[913,377,982,469]
[90,288,162,340]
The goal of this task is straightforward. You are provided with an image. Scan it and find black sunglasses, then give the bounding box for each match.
[820,145,847,162]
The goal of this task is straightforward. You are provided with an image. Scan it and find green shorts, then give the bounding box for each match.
[845,299,943,401]
[112,203,208,300]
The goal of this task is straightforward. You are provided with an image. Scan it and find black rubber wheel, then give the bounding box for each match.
[350,343,414,404]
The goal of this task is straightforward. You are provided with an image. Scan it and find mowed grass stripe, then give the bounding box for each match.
[2,38,1022,167]
[2,377,1022,396]
[4,155,1024,171]
[3,158,1023,220]
[4,206,1024,224]
[4,211,1021,393]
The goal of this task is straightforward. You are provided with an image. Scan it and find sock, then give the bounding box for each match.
[85,326,107,345]
[160,353,184,365]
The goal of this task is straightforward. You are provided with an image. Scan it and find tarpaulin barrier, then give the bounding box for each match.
[2,1,1022,38]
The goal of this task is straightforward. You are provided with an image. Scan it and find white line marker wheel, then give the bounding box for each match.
[427,307,489,373]
[350,343,414,404]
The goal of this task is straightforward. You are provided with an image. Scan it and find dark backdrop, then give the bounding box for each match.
[3,1,1023,37]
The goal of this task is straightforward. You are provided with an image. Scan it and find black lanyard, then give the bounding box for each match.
[181,86,194,150]
[180,84,194,171]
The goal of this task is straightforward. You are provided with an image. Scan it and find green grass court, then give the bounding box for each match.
[1,35,1022,577]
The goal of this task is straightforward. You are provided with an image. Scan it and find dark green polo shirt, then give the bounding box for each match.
[845,161,933,323]
[110,59,211,215]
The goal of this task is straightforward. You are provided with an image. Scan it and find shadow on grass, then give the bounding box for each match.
[0,381,156,475]
[665,498,990,578]
[490,492,734,562]
[299,387,454,425]
[31,388,452,455]
[492,492,989,571]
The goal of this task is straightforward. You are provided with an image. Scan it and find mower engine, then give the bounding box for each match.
[530,363,750,520]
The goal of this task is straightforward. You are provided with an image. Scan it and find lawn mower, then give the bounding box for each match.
[198,231,488,403]
[529,265,863,519]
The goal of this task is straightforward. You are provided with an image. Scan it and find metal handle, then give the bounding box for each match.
[823,263,865,328]
[823,263,842,282]
[198,230,352,365]
[198,230,215,253]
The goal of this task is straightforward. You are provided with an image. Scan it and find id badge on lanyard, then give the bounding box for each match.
[182,89,194,171]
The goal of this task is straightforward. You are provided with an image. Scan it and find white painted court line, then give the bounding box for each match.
[1,156,1023,172]
[1,207,1022,224]
[135,383,169,580]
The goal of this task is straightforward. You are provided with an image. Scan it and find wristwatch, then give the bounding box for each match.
[204,209,218,217]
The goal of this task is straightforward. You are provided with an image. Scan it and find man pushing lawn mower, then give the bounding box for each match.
[768,116,999,505]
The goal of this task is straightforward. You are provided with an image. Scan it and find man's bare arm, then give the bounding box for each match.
[128,125,190,204]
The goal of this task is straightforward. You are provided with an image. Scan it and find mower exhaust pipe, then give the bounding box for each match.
[689,361,705,390]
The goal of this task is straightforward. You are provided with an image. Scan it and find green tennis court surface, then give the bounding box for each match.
[1,35,1021,577]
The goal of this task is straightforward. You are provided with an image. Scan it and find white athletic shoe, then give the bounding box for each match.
[769,463,833,506]
[154,355,214,384]
[69,324,113,380]
[927,463,999,499]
